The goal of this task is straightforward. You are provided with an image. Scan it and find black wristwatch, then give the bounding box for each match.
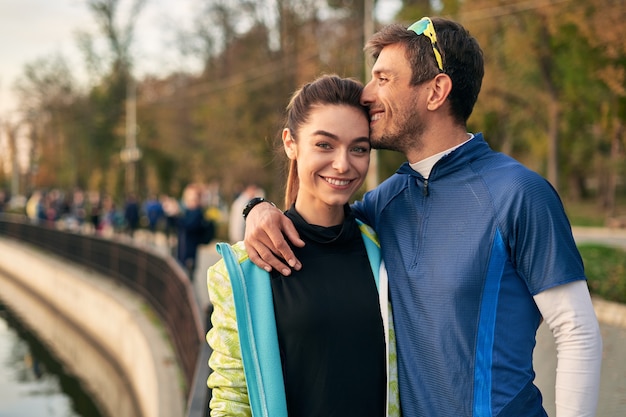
[242,197,276,220]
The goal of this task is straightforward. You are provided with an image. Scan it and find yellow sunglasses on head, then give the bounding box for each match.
[407,17,444,72]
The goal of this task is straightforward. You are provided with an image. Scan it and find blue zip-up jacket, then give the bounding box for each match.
[353,133,586,417]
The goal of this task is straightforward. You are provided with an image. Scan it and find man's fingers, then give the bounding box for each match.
[245,239,293,276]
[264,217,301,271]
[244,221,294,275]
[281,217,305,249]
[244,228,291,275]
[262,250,293,276]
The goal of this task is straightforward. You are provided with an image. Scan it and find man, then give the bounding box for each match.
[243,17,602,416]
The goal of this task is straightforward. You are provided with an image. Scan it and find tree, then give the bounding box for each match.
[462,0,625,212]
[1,120,22,198]
[77,0,147,196]
[13,55,79,190]
[573,0,626,217]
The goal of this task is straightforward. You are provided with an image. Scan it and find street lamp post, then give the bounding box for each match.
[121,76,141,195]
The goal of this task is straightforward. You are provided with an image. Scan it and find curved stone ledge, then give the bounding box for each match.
[0,237,185,417]
[592,296,626,329]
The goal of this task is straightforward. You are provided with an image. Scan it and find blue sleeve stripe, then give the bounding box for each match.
[473,230,506,416]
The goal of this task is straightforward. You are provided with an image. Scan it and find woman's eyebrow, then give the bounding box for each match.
[312,129,338,140]
[312,131,370,143]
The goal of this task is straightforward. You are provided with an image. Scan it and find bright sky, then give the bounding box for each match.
[0,0,197,118]
[0,0,400,119]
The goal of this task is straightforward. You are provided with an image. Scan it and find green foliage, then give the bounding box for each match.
[5,0,625,211]
[395,0,435,23]
[579,244,626,304]
[564,194,626,227]
[378,150,408,180]
[467,0,625,209]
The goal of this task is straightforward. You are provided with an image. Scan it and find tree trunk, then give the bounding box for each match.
[604,116,624,219]
[547,98,560,191]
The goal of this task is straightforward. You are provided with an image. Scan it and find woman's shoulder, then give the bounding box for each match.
[229,241,250,262]
[210,241,273,281]
[355,220,380,247]
[209,241,250,278]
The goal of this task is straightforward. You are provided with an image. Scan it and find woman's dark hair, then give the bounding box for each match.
[282,74,368,209]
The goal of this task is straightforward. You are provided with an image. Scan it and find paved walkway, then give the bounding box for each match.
[572,225,626,249]
[534,319,626,416]
[538,226,626,416]
[191,243,220,313]
[188,227,626,416]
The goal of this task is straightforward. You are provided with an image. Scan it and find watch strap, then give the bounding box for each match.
[242,197,276,220]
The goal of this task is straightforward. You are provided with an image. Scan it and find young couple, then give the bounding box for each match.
[207,17,602,417]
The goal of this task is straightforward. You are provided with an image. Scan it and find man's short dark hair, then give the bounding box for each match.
[365,18,484,125]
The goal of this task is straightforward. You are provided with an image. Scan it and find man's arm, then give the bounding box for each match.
[243,201,304,276]
[533,280,603,417]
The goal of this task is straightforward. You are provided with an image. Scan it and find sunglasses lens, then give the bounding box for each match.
[408,19,429,35]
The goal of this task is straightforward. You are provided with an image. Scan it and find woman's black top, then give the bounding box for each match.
[270,205,386,417]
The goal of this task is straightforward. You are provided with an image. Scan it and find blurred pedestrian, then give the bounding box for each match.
[177,185,206,279]
[228,183,264,243]
[161,194,181,246]
[144,194,164,235]
[88,191,103,234]
[123,193,140,238]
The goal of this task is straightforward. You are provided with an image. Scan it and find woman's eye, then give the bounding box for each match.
[316,142,331,149]
[352,146,370,154]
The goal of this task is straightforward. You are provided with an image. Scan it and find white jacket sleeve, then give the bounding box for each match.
[533,280,603,417]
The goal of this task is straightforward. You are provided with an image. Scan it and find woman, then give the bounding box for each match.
[206,74,398,417]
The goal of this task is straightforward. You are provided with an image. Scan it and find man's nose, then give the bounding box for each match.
[360,79,375,106]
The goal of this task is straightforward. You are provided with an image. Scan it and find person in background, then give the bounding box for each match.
[228,183,264,243]
[243,17,602,417]
[88,191,102,234]
[123,193,140,238]
[70,188,87,231]
[143,194,164,236]
[25,191,42,222]
[207,74,398,417]
[99,194,121,236]
[161,193,181,247]
[177,185,207,279]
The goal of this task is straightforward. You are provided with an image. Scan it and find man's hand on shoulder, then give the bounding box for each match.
[243,201,303,276]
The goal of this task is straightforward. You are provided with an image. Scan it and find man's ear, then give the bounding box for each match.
[283,128,297,159]
[426,73,453,111]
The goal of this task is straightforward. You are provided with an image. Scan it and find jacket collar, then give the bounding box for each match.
[396,132,488,180]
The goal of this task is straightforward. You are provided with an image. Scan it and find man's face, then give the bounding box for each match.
[362,43,427,154]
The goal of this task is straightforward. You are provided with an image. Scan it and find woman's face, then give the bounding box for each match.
[283,104,370,226]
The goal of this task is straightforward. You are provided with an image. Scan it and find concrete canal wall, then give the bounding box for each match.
[0,237,185,417]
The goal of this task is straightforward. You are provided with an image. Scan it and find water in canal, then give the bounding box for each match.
[0,299,104,417]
